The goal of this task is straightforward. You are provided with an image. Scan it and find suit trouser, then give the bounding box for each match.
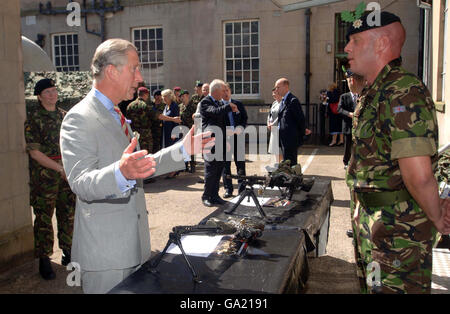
[222,136,246,194]
[222,160,246,194]
[203,159,225,200]
[281,143,298,166]
[343,133,352,166]
[81,265,139,294]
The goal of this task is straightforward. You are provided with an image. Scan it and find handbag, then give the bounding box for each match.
[329,102,339,115]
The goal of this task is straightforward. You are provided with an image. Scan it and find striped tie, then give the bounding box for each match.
[113,106,131,141]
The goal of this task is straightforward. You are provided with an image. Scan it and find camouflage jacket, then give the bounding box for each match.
[126,98,152,131]
[25,104,65,157]
[346,58,439,192]
[436,148,449,184]
[190,94,204,107]
[180,101,196,128]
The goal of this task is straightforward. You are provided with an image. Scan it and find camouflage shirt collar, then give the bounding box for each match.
[361,57,402,96]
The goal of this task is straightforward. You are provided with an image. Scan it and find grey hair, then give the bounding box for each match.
[209,79,225,94]
[161,89,176,103]
[91,38,137,79]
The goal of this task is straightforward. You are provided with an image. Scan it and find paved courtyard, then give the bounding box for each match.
[0,145,447,294]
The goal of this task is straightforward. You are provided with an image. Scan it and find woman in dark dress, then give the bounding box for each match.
[160,89,181,178]
[326,83,344,146]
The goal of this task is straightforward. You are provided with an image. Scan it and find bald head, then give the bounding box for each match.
[274,78,290,98]
[371,22,406,60]
[345,21,406,84]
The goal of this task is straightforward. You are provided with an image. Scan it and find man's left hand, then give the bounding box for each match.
[182,126,215,155]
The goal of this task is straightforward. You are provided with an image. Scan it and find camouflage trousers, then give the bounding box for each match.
[350,192,437,294]
[30,167,76,258]
[138,129,153,154]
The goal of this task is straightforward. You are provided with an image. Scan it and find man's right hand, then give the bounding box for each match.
[119,137,156,180]
[229,103,238,112]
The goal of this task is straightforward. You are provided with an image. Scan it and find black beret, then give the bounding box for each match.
[180,89,190,96]
[153,89,161,97]
[34,78,56,95]
[346,11,401,42]
[195,80,203,87]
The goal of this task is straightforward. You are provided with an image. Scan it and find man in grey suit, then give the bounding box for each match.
[60,39,213,294]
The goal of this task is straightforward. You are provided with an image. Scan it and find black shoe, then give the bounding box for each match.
[211,197,227,205]
[202,199,214,207]
[61,250,71,266]
[346,229,353,238]
[185,162,190,172]
[197,178,205,183]
[223,191,233,199]
[39,257,56,280]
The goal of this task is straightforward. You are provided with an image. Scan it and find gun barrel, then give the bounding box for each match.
[226,174,267,181]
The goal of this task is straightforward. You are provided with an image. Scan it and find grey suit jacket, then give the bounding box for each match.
[60,91,185,271]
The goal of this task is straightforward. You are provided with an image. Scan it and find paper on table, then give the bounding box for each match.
[166,234,224,258]
[229,195,271,207]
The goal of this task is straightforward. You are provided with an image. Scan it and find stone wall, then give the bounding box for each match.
[0,0,34,272]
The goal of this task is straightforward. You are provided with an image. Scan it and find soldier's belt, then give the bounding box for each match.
[356,189,412,208]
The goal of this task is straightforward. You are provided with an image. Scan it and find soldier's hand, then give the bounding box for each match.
[182,126,215,155]
[119,137,156,180]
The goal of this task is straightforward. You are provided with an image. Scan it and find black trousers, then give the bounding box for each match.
[222,160,246,194]
[281,143,298,166]
[203,159,225,201]
[343,133,352,166]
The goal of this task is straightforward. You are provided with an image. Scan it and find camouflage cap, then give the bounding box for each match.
[346,11,401,42]
[34,78,55,95]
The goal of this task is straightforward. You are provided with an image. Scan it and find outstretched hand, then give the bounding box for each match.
[182,126,215,155]
[119,137,156,180]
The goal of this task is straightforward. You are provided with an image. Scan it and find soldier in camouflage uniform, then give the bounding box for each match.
[149,89,165,153]
[345,12,450,293]
[126,87,153,153]
[24,78,76,280]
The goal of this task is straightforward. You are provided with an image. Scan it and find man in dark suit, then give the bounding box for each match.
[221,82,248,198]
[273,78,307,166]
[200,79,238,207]
[337,71,365,168]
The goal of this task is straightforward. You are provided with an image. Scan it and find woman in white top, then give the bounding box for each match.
[267,88,282,163]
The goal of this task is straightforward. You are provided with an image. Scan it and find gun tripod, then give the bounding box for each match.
[148,226,223,284]
[224,184,280,224]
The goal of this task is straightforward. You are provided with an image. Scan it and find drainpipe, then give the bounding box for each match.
[304,8,312,126]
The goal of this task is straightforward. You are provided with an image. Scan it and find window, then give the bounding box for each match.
[224,20,260,97]
[132,27,164,94]
[52,33,79,72]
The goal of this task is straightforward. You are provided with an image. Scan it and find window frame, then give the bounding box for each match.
[223,19,260,99]
[131,26,165,94]
[51,32,80,72]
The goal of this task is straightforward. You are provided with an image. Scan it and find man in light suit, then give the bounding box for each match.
[273,78,307,166]
[60,39,213,294]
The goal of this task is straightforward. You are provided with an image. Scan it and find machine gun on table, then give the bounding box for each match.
[224,170,314,222]
[148,219,265,283]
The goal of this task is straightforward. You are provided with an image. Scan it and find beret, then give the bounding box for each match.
[346,11,401,42]
[173,86,181,91]
[153,89,161,97]
[34,78,55,95]
[195,80,203,87]
[138,86,149,94]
